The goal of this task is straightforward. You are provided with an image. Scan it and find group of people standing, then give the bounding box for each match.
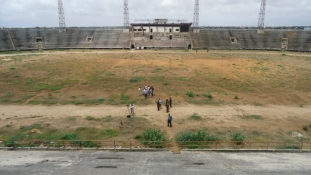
[133,86,173,128]
[157,97,172,113]
[138,86,154,98]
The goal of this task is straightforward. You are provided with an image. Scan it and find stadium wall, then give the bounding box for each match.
[0,28,311,52]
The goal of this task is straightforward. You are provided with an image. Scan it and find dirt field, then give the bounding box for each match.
[0,50,311,146]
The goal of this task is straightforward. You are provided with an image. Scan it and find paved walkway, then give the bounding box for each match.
[0,151,310,175]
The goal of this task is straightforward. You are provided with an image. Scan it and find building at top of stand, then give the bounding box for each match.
[130,19,193,49]
[131,19,192,33]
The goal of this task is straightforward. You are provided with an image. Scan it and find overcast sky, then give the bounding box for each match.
[0,0,310,28]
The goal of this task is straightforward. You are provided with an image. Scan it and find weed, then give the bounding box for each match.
[66,116,76,121]
[134,135,142,140]
[303,126,308,131]
[60,133,79,140]
[231,133,245,144]
[188,113,202,120]
[29,100,40,105]
[163,82,169,86]
[20,124,42,131]
[240,115,263,120]
[130,77,142,82]
[86,116,101,121]
[277,145,301,150]
[34,83,63,92]
[177,130,218,142]
[143,129,165,142]
[186,91,194,97]
[104,115,113,122]
[235,95,239,99]
[120,94,129,100]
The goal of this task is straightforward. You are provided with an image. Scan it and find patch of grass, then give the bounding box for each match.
[277,145,301,150]
[234,95,239,99]
[100,129,118,138]
[240,115,263,120]
[163,82,169,86]
[177,130,219,142]
[186,91,194,97]
[143,129,165,141]
[129,77,142,82]
[134,135,143,140]
[28,101,40,105]
[231,133,245,144]
[66,116,76,121]
[86,116,101,121]
[20,123,42,132]
[188,113,202,121]
[303,126,308,131]
[33,83,63,92]
[120,94,129,100]
[104,115,113,122]
[60,133,79,140]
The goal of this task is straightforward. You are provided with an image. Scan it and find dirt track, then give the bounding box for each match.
[1,104,310,142]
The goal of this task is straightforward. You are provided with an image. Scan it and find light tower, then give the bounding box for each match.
[193,0,199,28]
[124,0,129,28]
[258,0,266,29]
[58,0,66,31]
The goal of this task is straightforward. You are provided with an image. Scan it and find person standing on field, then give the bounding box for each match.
[165,99,170,113]
[157,100,160,111]
[138,87,141,96]
[129,104,134,115]
[169,97,172,108]
[167,114,173,127]
[158,98,162,109]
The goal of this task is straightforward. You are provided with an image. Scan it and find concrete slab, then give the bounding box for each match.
[0,150,310,175]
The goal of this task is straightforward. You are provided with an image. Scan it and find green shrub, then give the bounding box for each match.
[60,133,79,140]
[231,133,245,144]
[143,129,165,141]
[235,95,239,99]
[303,126,308,131]
[134,135,142,140]
[186,91,194,97]
[207,93,213,100]
[163,82,169,85]
[120,94,129,100]
[188,113,202,121]
[177,130,218,142]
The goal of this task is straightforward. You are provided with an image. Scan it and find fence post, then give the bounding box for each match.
[266,142,269,149]
[250,142,252,149]
[215,142,218,149]
[301,142,304,150]
[114,141,116,149]
[130,141,131,149]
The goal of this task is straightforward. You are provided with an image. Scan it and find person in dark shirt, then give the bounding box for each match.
[167,114,173,127]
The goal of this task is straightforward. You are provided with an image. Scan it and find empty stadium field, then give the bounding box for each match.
[0,49,311,148]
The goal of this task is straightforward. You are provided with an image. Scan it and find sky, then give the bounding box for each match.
[0,0,310,28]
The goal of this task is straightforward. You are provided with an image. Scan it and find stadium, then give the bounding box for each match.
[1,0,310,51]
[0,1,311,174]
